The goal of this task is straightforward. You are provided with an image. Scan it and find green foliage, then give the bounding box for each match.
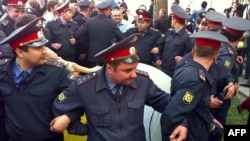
[226,94,249,125]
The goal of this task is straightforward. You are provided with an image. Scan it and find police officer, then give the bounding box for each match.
[208,17,250,141]
[73,0,125,67]
[161,31,228,141]
[45,0,79,62]
[73,0,91,68]
[50,33,187,141]
[0,0,27,36]
[124,9,162,66]
[155,5,191,77]
[73,0,90,27]
[0,17,72,141]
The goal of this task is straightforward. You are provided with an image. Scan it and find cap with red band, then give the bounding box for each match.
[222,17,250,35]
[95,33,141,63]
[171,5,189,22]
[205,11,227,26]
[2,0,27,8]
[190,30,229,49]
[0,17,48,50]
[56,0,71,13]
[136,9,151,20]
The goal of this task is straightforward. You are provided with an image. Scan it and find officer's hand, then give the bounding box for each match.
[169,125,187,141]
[236,56,244,64]
[150,47,159,54]
[175,56,182,63]
[224,83,235,100]
[50,114,71,133]
[210,95,223,109]
[212,118,223,129]
[155,60,162,67]
[69,36,76,45]
[52,43,62,50]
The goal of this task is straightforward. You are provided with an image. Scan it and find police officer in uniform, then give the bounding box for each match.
[50,33,187,141]
[124,9,162,66]
[73,0,91,68]
[45,0,79,62]
[73,0,90,27]
[161,31,228,141]
[0,0,27,36]
[73,0,125,67]
[155,5,191,77]
[208,17,250,141]
[0,17,72,141]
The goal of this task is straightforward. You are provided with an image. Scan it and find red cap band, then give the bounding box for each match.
[105,46,136,62]
[196,38,221,48]
[173,13,185,22]
[225,27,245,35]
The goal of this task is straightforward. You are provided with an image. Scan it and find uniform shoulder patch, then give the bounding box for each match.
[224,59,231,69]
[1,19,9,26]
[45,59,64,68]
[0,58,10,65]
[183,91,194,104]
[57,92,67,103]
[198,69,206,82]
[137,69,149,77]
[76,72,97,86]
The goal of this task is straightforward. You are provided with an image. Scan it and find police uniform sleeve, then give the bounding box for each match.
[73,25,88,40]
[67,119,88,135]
[161,76,204,137]
[215,49,234,82]
[52,80,83,122]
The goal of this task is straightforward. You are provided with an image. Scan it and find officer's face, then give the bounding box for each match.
[7,6,25,21]
[136,20,150,32]
[62,10,73,21]
[107,62,138,85]
[17,46,47,68]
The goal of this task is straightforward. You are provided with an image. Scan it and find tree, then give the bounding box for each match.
[153,0,168,22]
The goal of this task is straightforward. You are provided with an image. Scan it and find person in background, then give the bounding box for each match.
[224,0,244,18]
[0,16,72,141]
[0,0,27,36]
[161,30,228,141]
[50,33,187,141]
[190,1,207,33]
[73,0,125,67]
[45,0,79,62]
[124,9,162,66]
[73,0,90,27]
[112,6,131,33]
[43,0,59,26]
[237,96,250,126]
[153,8,168,35]
[120,0,128,21]
[155,5,191,78]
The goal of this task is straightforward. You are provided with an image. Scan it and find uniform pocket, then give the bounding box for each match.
[88,106,112,127]
[127,99,145,122]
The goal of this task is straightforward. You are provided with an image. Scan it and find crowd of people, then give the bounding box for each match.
[1,0,250,141]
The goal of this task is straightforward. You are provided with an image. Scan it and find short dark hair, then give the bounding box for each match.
[201,1,208,9]
[47,0,58,12]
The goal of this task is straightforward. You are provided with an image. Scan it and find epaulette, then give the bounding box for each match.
[0,58,10,66]
[45,59,64,68]
[76,72,97,86]
[227,47,234,55]
[137,69,149,77]
[1,19,9,26]
[198,69,205,82]
[150,27,159,32]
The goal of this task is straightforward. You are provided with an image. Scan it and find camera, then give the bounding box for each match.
[210,123,224,135]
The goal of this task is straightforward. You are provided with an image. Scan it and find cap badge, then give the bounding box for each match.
[129,47,136,55]
[17,1,23,5]
[139,15,143,18]
[37,30,44,39]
